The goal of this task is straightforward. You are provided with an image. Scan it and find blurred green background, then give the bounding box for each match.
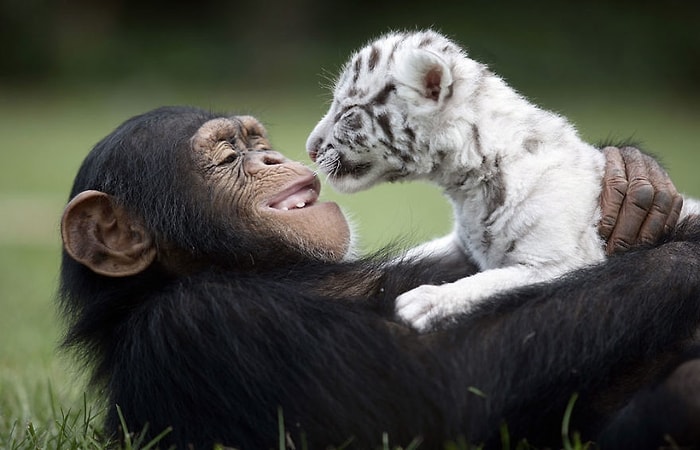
[1,0,699,440]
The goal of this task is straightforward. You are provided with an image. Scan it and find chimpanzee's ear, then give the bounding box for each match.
[61,190,156,277]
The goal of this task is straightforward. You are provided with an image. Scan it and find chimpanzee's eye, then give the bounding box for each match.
[218,150,239,165]
[248,138,269,151]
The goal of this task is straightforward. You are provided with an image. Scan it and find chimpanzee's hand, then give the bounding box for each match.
[599,146,683,255]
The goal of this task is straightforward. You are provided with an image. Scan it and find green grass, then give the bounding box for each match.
[0,81,697,449]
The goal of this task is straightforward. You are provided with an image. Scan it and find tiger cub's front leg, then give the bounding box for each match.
[396,264,563,331]
[400,231,465,262]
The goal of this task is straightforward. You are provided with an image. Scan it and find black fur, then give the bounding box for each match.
[598,346,700,449]
[59,106,700,449]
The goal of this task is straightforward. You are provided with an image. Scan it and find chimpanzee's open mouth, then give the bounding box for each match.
[268,176,320,210]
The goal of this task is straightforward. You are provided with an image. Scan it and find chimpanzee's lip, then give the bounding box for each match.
[268,175,321,211]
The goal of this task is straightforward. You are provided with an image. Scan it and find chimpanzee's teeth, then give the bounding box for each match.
[279,203,307,211]
[270,185,318,210]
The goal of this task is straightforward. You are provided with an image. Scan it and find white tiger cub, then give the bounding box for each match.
[306,29,700,331]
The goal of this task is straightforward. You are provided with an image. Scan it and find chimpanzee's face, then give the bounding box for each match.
[190,116,352,262]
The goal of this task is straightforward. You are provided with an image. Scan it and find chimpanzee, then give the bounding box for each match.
[58,105,700,449]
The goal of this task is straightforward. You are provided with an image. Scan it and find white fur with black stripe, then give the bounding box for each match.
[307,29,700,331]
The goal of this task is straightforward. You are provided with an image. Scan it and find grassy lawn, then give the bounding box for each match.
[0,81,698,448]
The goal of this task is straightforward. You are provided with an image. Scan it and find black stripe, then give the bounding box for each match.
[379,139,407,161]
[481,230,493,249]
[371,83,395,105]
[444,84,454,101]
[402,126,416,156]
[376,113,394,143]
[352,56,362,83]
[389,40,400,62]
[368,45,380,71]
[471,124,482,158]
[403,125,415,142]
[483,156,506,224]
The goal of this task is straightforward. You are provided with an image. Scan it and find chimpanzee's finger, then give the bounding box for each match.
[599,147,628,244]
[622,147,682,245]
[605,148,654,254]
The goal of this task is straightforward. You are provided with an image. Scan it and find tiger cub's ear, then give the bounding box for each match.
[393,49,453,103]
